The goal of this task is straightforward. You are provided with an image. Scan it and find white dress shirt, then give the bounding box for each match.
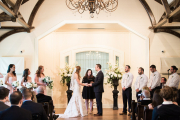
[166,73,180,88]
[148,71,161,89]
[134,74,148,91]
[121,72,134,88]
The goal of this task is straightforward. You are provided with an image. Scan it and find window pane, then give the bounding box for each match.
[65,56,69,65]
[76,51,109,77]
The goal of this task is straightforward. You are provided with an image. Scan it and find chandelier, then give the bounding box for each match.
[66,0,118,18]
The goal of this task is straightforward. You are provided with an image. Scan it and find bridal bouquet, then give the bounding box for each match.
[58,63,75,85]
[105,62,123,87]
[42,76,53,89]
[26,82,38,89]
[12,81,19,90]
[0,80,3,86]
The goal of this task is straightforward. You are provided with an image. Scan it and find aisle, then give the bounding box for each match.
[56,108,131,120]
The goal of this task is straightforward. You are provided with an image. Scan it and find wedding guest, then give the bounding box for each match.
[142,86,150,92]
[0,87,10,112]
[21,69,37,103]
[171,87,178,103]
[21,68,32,87]
[21,88,48,120]
[5,64,17,94]
[148,89,163,110]
[166,66,180,88]
[0,73,3,78]
[120,65,134,116]
[0,91,32,120]
[134,67,148,101]
[152,86,180,120]
[160,77,167,89]
[82,69,95,113]
[148,65,161,98]
[34,65,47,94]
[138,90,152,105]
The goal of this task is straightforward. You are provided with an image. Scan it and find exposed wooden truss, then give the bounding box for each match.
[0,0,44,42]
[140,0,180,38]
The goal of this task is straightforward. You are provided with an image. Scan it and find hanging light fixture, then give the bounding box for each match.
[66,0,118,18]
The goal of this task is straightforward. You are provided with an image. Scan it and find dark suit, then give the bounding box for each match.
[92,70,104,115]
[0,102,9,112]
[36,93,52,103]
[0,106,32,120]
[138,99,152,105]
[21,101,48,120]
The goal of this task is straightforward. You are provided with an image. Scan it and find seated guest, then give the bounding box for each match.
[0,87,10,112]
[138,90,152,105]
[177,89,180,106]
[0,91,32,120]
[171,87,178,103]
[160,77,167,89]
[36,86,52,103]
[152,86,180,120]
[21,88,48,120]
[148,89,163,110]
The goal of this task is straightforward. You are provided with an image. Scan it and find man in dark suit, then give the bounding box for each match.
[0,87,10,112]
[160,77,167,89]
[0,91,32,120]
[138,90,152,105]
[152,86,180,120]
[88,64,104,116]
[36,86,52,103]
[21,88,48,120]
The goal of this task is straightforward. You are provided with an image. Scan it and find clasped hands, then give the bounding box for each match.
[84,83,92,87]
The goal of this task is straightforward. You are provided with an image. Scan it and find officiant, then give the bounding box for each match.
[82,69,95,114]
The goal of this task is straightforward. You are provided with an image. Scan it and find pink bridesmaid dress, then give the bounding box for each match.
[7,77,17,94]
[37,77,47,95]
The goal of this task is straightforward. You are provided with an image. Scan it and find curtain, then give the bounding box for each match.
[76,51,109,78]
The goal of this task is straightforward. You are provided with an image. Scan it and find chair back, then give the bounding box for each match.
[143,106,153,120]
[158,116,180,120]
[131,100,137,120]
[137,102,145,120]
[48,100,54,120]
[32,113,41,120]
[40,102,49,117]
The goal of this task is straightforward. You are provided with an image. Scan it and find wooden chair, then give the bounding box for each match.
[137,102,146,120]
[131,100,137,120]
[158,116,180,120]
[40,102,49,118]
[143,106,153,120]
[48,100,54,120]
[32,113,41,120]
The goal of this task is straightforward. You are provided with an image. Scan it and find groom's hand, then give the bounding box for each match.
[88,84,92,87]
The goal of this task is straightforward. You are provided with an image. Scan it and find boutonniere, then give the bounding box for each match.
[172,76,174,78]
[127,75,129,78]
[140,77,142,79]
[154,74,156,77]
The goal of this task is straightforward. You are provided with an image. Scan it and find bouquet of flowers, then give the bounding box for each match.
[58,63,75,85]
[0,80,3,86]
[12,81,19,90]
[105,62,123,87]
[26,82,38,89]
[42,76,53,89]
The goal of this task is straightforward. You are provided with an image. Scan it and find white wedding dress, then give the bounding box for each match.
[58,69,87,118]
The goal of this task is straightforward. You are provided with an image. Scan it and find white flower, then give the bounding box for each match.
[0,80,3,86]
[32,83,37,89]
[26,82,33,89]
[12,81,19,88]
[114,74,117,77]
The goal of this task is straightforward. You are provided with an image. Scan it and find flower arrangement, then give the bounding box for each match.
[0,80,3,86]
[12,81,19,90]
[105,62,123,87]
[42,76,53,89]
[25,82,38,89]
[58,63,75,85]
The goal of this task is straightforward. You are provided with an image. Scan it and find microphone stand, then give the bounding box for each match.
[167,69,170,78]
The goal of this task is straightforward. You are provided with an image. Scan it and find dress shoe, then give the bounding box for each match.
[94,114,102,116]
[119,112,127,115]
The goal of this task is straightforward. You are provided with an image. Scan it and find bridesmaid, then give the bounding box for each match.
[82,69,95,114]
[21,68,32,87]
[34,65,47,95]
[0,73,3,78]
[5,64,17,94]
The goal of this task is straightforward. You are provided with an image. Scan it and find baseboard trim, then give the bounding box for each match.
[55,104,123,108]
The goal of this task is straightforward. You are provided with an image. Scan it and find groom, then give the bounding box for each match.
[88,64,104,116]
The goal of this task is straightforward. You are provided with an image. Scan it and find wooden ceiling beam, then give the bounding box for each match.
[13,0,23,15]
[0,14,16,22]
[154,28,180,38]
[161,0,171,16]
[0,1,30,29]
[153,6,180,28]
[0,26,34,29]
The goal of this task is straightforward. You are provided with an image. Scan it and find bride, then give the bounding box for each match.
[59,66,88,118]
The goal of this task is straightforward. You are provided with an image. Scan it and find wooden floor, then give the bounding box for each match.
[55,108,131,120]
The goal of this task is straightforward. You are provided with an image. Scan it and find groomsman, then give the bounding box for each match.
[120,65,133,116]
[166,66,180,88]
[134,67,148,101]
[148,65,161,98]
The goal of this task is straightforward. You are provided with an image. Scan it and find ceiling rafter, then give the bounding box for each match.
[0,0,44,42]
